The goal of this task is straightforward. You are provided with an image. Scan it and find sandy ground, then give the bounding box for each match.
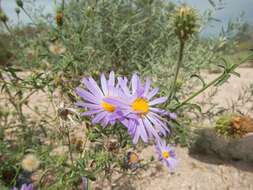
[126,146,253,190]
[195,67,253,112]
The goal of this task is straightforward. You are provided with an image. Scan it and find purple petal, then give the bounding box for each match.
[132,127,139,144]
[76,87,98,104]
[149,107,167,114]
[146,113,162,128]
[169,112,177,120]
[81,78,103,99]
[131,74,139,94]
[108,71,115,87]
[143,117,160,140]
[92,112,107,124]
[138,119,148,143]
[124,112,139,120]
[143,78,151,97]
[21,184,34,190]
[147,113,170,134]
[100,74,108,96]
[103,97,129,108]
[118,77,131,96]
[81,109,103,116]
[146,88,159,100]
[136,86,145,97]
[101,117,110,127]
[81,177,88,190]
[166,158,178,170]
[149,97,168,106]
[120,118,130,128]
[88,77,104,98]
[76,102,101,109]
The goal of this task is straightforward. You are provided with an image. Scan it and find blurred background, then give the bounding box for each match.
[1,0,253,37]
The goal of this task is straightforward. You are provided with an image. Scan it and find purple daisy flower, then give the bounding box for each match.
[156,140,177,170]
[76,71,121,127]
[12,184,34,190]
[105,74,170,144]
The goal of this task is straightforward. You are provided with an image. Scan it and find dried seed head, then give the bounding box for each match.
[21,154,40,172]
[173,5,198,41]
[105,138,119,153]
[125,151,141,170]
[230,115,253,137]
[56,10,64,27]
[49,42,66,55]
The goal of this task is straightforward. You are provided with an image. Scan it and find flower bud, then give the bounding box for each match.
[15,7,21,15]
[16,0,24,8]
[173,5,198,41]
[55,10,64,27]
[0,11,8,23]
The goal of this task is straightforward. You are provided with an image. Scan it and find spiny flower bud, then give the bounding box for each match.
[16,0,24,8]
[55,10,64,27]
[0,11,8,23]
[173,5,198,41]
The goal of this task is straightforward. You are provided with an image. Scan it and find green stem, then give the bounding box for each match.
[62,0,65,10]
[3,22,12,34]
[173,53,253,111]
[22,7,36,25]
[66,125,74,165]
[169,39,185,99]
[3,22,20,45]
[173,75,222,111]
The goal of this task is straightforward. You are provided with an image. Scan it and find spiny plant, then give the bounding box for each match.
[215,114,253,138]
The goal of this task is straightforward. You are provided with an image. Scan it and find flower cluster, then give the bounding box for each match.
[76,71,177,170]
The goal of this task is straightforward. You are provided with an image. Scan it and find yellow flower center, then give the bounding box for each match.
[162,151,170,159]
[132,98,149,114]
[101,101,115,112]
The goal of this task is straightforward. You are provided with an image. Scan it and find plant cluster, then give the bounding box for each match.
[0,0,252,189]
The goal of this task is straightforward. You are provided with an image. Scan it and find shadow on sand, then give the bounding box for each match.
[189,127,253,173]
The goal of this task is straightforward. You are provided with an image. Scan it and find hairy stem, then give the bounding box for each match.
[169,39,185,99]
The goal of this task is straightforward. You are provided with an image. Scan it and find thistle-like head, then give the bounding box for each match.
[172,5,198,41]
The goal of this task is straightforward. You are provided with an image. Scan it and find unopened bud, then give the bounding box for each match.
[173,5,198,41]
[16,0,24,8]
[0,11,8,23]
[15,8,21,15]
